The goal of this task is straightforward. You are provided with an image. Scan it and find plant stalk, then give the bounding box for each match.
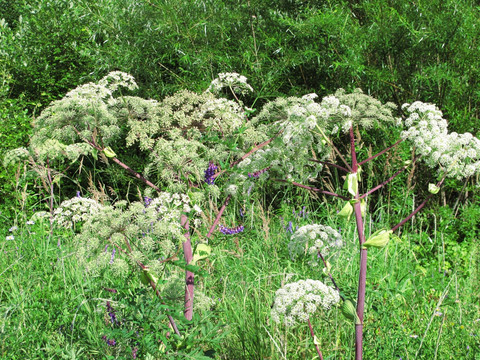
[181,215,194,321]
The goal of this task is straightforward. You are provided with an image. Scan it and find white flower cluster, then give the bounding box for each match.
[75,192,202,276]
[207,72,254,95]
[246,94,332,183]
[98,71,138,92]
[271,279,340,326]
[53,196,104,229]
[401,101,480,179]
[3,147,30,167]
[65,71,138,104]
[288,224,343,265]
[326,88,399,133]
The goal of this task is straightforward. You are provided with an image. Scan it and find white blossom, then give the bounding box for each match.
[288,224,343,266]
[271,279,340,326]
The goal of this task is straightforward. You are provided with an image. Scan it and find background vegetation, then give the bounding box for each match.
[0,0,479,359]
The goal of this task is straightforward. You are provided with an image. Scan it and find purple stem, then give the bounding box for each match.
[181,215,194,321]
[350,126,366,360]
[112,236,181,336]
[274,179,350,201]
[72,126,161,192]
[358,139,403,166]
[391,176,446,233]
[318,253,344,301]
[309,159,349,173]
[307,318,324,360]
[206,195,232,238]
[359,156,419,199]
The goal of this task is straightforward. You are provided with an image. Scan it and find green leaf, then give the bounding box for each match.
[346,172,358,197]
[428,183,440,194]
[103,146,116,158]
[341,299,361,324]
[192,244,211,265]
[363,229,392,249]
[338,201,353,221]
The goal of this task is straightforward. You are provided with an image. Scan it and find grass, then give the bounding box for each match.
[0,199,479,359]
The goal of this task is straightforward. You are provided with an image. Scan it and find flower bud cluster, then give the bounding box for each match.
[53,196,104,229]
[271,279,340,326]
[288,224,343,265]
[401,101,480,179]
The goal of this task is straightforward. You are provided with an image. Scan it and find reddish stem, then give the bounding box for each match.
[181,215,194,321]
[391,176,446,232]
[359,156,419,199]
[309,158,349,173]
[349,126,366,360]
[206,195,232,238]
[111,235,181,336]
[73,126,161,192]
[318,253,344,301]
[307,318,324,360]
[274,179,350,200]
[358,139,403,166]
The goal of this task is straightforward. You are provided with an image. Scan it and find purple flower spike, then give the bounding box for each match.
[76,191,81,198]
[144,196,152,207]
[287,221,293,234]
[204,162,218,185]
[106,301,118,325]
[110,248,116,264]
[219,224,244,235]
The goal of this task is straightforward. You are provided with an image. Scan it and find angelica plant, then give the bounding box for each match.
[74,192,204,336]
[281,91,480,360]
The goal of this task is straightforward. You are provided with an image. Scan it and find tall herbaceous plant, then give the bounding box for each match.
[6,72,479,359]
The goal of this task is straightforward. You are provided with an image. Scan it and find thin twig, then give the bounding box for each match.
[274,179,350,201]
[359,156,419,199]
[318,253,344,301]
[309,159,349,173]
[358,139,403,166]
[206,195,232,238]
[72,126,161,192]
[391,175,446,233]
[307,318,324,360]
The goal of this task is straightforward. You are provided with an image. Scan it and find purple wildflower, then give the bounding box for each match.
[144,196,152,207]
[287,221,293,234]
[110,248,116,264]
[102,335,116,346]
[204,162,218,185]
[106,301,117,325]
[219,225,244,235]
[132,347,138,359]
[104,244,109,252]
[76,191,81,197]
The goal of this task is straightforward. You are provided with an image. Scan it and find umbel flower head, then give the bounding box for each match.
[288,224,343,265]
[53,195,104,229]
[271,279,340,327]
[401,101,480,180]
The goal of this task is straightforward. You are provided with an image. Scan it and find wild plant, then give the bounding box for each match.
[268,92,480,359]
[7,71,480,358]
